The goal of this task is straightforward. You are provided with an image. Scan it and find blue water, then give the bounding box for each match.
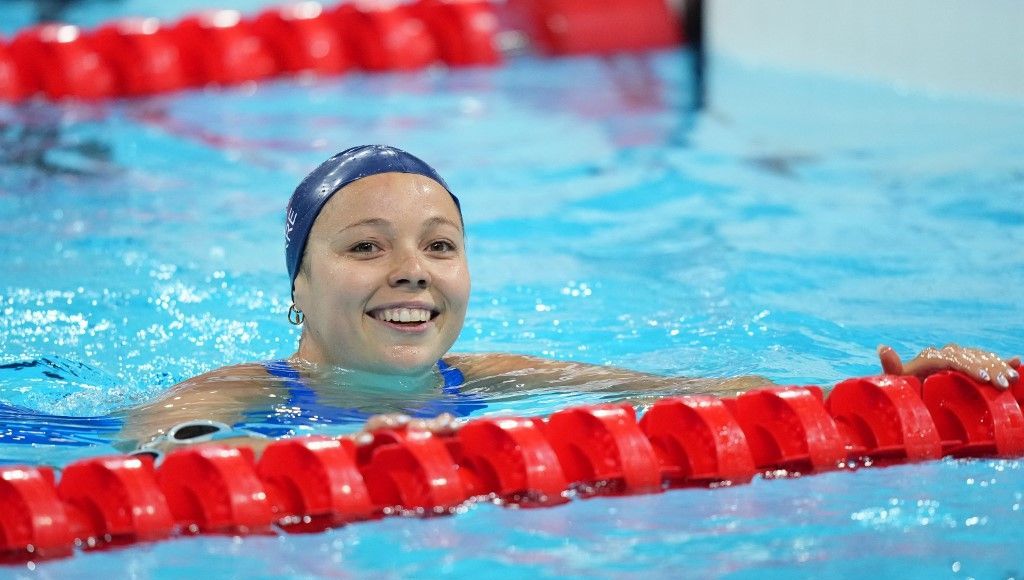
[3,0,1024,576]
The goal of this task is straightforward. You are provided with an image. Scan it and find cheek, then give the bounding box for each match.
[445,265,471,307]
[310,263,374,309]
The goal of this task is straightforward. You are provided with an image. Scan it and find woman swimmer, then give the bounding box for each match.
[121,145,1022,455]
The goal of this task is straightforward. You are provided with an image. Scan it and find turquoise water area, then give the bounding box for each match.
[2,0,1024,576]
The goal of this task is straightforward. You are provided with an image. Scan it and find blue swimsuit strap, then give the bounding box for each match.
[436,359,465,393]
[263,359,465,402]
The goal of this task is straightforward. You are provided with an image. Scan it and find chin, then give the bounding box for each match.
[375,347,442,376]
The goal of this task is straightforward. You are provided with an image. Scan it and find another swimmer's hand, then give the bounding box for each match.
[352,412,460,445]
[877,344,1021,389]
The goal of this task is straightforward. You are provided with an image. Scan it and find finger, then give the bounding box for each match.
[877,345,905,375]
[407,418,430,431]
[351,432,374,447]
[1007,358,1021,384]
[989,361,1018,389]
[897,356,958,379]
[364,413,411,432]
[428,413,459,435]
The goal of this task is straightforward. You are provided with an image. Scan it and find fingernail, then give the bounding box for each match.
[979,370,990,381]
[1009,369,1020,381]
[998,374,1010,388]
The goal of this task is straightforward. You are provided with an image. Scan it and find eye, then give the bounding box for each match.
[349,241,382,254]
[427,240,457,253]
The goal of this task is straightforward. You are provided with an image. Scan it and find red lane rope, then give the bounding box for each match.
[0,0,683,102]
[2,370,1023,563]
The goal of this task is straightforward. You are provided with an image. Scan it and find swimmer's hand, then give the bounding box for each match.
[878,344,1021,389]
[352,412,460,445]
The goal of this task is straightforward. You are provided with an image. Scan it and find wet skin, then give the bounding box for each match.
[291,172,470,382]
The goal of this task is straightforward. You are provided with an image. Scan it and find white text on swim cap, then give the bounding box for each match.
[285,206,297,247]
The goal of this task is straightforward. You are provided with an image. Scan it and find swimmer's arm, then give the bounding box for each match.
[115,363,272,453]
[446,353,773,398]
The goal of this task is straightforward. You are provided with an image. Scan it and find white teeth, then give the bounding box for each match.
[374,308,432,323]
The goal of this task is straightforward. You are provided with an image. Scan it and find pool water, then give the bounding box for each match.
[3,1,1024,577]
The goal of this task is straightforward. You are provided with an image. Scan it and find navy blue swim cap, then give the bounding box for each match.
[285,145,461,292]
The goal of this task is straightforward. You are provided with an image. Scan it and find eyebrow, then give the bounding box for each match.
[337,218,391,234]
[423,215,463,233]
[335,215,463,236]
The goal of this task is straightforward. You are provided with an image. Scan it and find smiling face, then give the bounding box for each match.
[291,172,469,375]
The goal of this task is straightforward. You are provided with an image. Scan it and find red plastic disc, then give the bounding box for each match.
[0,41,35,101]
[508,0,682,55]
[357,427,468,511]
[329,2,439,71]
[639,395,756,486]
[413,0,501,66]
[156,445,275,534]
[57,455,174,545]
[257,436,374,531]
[826,375,942,463]
[90,18,188,96]
[250,2,353,75]
[0,466,74,561]
[8,24,119,100]
[921,371,1024,458]
[451,417,567,505]
[725,386,846,473]
[1011,373,1024,410]
[543,403,662,495]
[171,10,279,86]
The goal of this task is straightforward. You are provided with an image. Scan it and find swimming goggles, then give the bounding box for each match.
[131,419,268,465]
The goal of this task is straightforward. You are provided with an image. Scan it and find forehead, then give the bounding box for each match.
[317,172,461,226]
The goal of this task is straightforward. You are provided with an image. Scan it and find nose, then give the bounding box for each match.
[388,249,431,290]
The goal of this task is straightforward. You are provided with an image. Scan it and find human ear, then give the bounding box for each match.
[292,269,310,314]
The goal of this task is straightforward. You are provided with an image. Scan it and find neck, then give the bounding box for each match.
[289,357,441,391]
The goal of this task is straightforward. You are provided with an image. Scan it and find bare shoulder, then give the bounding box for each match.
[168,361,273,397]
[443,352,570,379]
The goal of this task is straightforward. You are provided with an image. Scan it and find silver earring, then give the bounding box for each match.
[288,304,305,325]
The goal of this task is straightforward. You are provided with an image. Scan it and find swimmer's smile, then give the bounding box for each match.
[366,302,441,334]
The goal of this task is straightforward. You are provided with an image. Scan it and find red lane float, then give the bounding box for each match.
[451,417,567,505]
[8,24,118,100]
[544,403,662,495]
[330,2,439,72]
[0,466,74,562]
[250,2,354,75]
[171,10,280,86]
[414,0,502,66]
[4,370,1023,564]
[0,0,684,102]
[724,386,846,473]
[1013,377,1024,409]
[507,0,681,55]
[257,436,374,531]
[826,375,943,463]
[921,371,1024,458]
[0,42,34,101]
[90,18,189,96]
[639,395,756,486]
[56,455,174,546]
[156,445,275,534]
[356,426,468,511]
